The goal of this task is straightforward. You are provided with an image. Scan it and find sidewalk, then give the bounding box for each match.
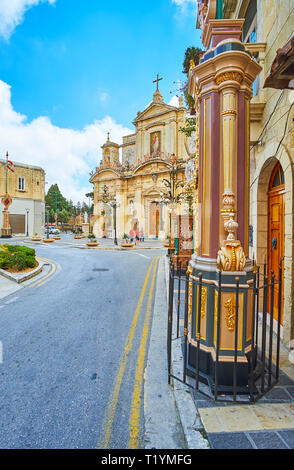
[144,255,209,449]
[6,235,166,251]
[0,258,52,300]
[145,253,294,450]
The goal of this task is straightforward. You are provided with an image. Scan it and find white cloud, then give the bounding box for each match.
[168,95,180,107]
[171,0,195,7]
[0,0,56,40]
[0,80,133,203]
[172,0,194,4]
[171,0,196,17]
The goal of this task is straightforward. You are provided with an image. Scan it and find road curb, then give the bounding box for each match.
[144,256,186,449]
[163,256,210,449]
[0,257,45,284]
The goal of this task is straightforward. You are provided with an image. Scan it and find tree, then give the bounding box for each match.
[45,184,70,215]
[179,46,203,136]
[182,46,202,76]
[58,208,70,225]
[85,192,94,200]
[182,47,202,111]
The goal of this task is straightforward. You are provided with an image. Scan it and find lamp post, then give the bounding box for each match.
[88,196,92,234]
[25,208,30,237]
[159,156,185,236]
[109,197,120,246]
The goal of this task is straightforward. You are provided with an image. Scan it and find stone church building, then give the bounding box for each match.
[90,84,194,240]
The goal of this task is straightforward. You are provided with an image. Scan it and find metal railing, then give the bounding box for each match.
[167,259,283,403]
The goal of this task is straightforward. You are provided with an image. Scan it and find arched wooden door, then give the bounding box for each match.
[268,162,285,324]
[149,202,160,238]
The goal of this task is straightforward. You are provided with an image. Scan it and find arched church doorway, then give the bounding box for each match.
[149,202,160,238]
[268,162,285,324]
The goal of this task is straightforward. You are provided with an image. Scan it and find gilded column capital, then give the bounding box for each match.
[215,71,243,86]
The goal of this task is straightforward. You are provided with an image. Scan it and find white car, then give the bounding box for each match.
[50,227,60,234]
[45,226,60,235]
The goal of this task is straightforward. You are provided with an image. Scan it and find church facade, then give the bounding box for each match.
[90,85,194,240]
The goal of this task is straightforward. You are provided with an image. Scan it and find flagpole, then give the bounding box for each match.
[6,152,8,194]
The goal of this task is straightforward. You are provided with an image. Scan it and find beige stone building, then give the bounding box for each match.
[221,0,294,347]
[0,159,45,236]
[90,85,194,240]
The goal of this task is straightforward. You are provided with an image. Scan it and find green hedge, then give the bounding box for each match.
[0,245,37,271]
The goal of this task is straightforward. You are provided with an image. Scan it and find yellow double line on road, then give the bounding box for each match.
[29,257,61,289]
[98,256,159,449]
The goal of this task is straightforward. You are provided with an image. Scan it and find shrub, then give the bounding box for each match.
[5,245,35,257]
[9,253,28,271]
[26,256,37,269]
[0,253,10,269]
[0,245,37,271]
[88,233,96,239]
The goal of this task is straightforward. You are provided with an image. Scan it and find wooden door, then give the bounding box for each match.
[155,208,159,238]
[268,163,285,324]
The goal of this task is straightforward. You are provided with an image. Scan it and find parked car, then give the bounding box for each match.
[50,227,60,234]
[44,226,60,235]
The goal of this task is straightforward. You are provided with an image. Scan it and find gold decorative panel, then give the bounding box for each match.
[214,291,244,351]
[196,285,207,340]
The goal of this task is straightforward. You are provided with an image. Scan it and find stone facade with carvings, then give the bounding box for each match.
[90,88,195,240]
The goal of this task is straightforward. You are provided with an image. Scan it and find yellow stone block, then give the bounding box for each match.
[250,404,294,430]
[197,408,224,434]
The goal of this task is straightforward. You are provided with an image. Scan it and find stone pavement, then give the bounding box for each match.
[156,255,294,450]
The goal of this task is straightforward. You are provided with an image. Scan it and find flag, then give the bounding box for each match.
[6,152,14,173]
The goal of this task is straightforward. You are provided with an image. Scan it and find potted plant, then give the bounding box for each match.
[86,233,99,247]
[74,230,84,239]
[120,233,134,248]
[163,235,170,248]
[43,237,55,243]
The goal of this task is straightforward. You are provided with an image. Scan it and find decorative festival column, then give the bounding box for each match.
[187,1,261,390]
[1,194,12,238]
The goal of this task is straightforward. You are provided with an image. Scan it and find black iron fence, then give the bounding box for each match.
[167,258,283,403]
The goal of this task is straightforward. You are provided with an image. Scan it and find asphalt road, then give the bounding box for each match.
[0,241,161,449]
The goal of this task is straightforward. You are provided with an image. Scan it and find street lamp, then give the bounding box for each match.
[109,196,120,246]
[159,156,185,237]
[25,208,30,237]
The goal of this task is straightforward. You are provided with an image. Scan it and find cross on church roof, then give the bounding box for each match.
[153,74,163,91]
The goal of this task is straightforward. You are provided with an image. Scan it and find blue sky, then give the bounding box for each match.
[0,0,202,202]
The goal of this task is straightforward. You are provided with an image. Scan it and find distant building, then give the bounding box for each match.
[0,159,46,237]
[90,85,195,240]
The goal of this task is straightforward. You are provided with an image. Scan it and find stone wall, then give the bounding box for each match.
[248,0,294,344]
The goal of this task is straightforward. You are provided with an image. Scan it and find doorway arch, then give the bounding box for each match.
[267,162,285,324]
[255,147,293,343]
